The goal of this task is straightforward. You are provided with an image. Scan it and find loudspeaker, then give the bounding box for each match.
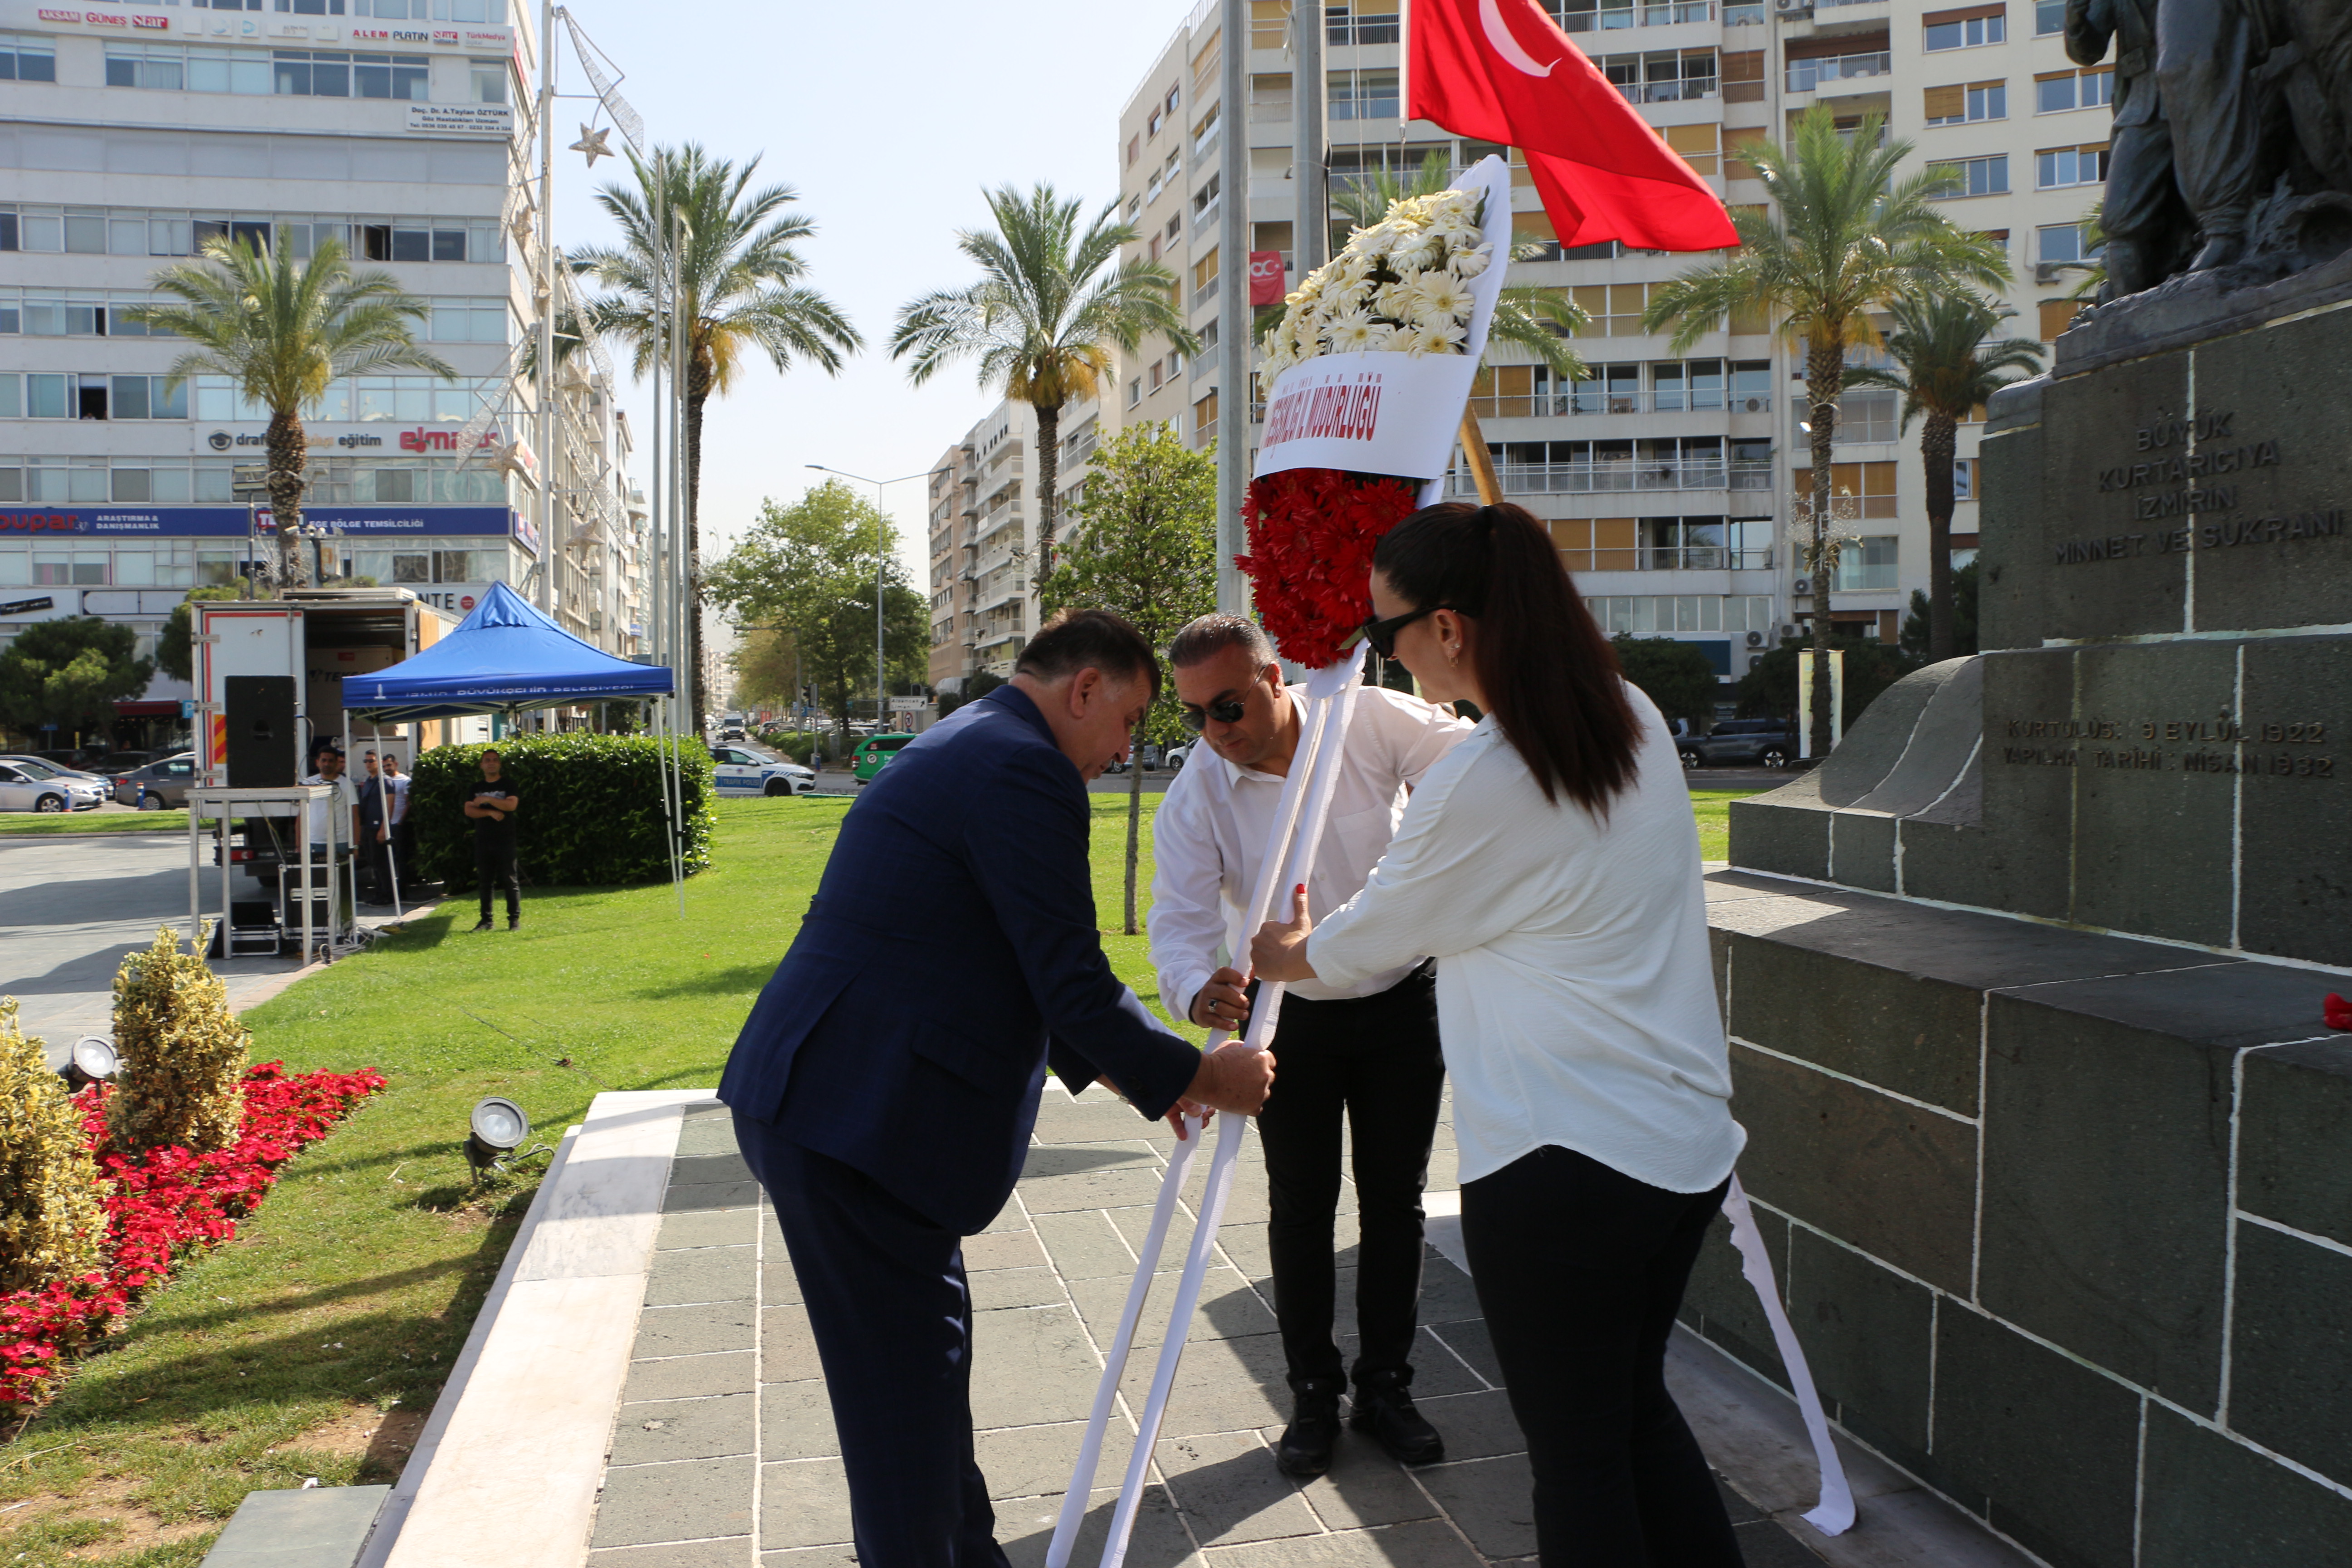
[224,676,298,788]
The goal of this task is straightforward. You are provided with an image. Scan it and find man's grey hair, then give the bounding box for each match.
[1167,614,1275,670]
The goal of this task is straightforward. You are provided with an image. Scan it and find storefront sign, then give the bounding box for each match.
[0,596,56,616]
[206,428,398,452]
[410,583,497,614]
[4,506,523,539]
[407,103,514,136]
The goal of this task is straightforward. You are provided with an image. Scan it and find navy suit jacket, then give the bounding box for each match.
[718,685,1202,1235]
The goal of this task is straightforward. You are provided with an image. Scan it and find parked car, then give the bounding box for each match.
[851,732,916,786]
[0,760,91,812]
[1164,740,1198,770]
[89,751,157,775]
[0,755,111,806]
[1678,719,1796,770]
[114,752,198,808]
[709,745,816,797]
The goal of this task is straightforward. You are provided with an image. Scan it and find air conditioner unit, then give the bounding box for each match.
[1792,576,1814,596]
[2034,261,2067,285]
[1780,623,1801,639]
[1749,654,1766,671]
[1774,0,1813,13]
[1741,396,1767,413]
[1746,630,1766,648]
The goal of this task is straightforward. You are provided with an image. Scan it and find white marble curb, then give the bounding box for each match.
[358,1090,711,1568]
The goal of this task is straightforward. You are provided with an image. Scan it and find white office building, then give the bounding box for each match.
[0,0,645,739]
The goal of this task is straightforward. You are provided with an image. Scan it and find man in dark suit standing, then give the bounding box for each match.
[720,608,1274,1568]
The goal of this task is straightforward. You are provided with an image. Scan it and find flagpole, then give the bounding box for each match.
[1293,0,1327,280]
[1215,0,1249,617]
[532,0,557,625]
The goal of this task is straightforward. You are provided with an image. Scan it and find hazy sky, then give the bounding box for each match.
[546,0,1196,597]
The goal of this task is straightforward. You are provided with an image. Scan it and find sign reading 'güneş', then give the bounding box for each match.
[0,506,523,539]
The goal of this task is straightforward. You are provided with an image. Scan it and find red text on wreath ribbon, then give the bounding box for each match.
[1262,373,1385,449]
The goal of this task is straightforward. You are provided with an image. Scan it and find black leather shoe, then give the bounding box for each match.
[1352,1371,1444,1466]
[1275,1377,1344,1477]
[470,917,493,932]
[507,915,521,930]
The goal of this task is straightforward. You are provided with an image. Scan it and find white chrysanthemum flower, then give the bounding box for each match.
[1409,309,1470,347]
[1323,311,1382,354]
[1447,243,1494,281]
[1398,324,1462,357]
[1427,208,1482,245]
[1387,232,1445,273]
[1410,270,1476,319]
[1362,322,1404,353]
[1373,279,1420,321]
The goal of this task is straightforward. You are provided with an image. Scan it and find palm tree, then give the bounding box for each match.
[1324,151,1588,377]
[128,235,454,591]
[1843,291,2042,662]
[1642,106,2007,757]
[572,145,861,726]
[891,183,1196,580]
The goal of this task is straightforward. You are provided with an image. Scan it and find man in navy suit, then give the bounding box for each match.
[720,608,1275,1568]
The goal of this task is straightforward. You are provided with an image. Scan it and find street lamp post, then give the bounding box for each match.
[805,464,953,735]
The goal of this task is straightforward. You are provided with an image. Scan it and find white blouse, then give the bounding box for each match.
[1305,687,1745,1193]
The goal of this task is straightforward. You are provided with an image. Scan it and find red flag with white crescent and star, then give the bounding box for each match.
[1407,0,1738,252]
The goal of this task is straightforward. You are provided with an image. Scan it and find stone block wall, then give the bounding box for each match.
[1691,872,2352,1568]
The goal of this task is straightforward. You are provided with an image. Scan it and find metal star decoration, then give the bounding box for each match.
[569,124,613,167]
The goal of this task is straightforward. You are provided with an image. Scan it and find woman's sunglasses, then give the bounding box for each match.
[1355,604,1448,660]
[1179,695,1249,733]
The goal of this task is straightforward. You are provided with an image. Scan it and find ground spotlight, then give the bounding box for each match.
[464,1096,530,1176]
[59,1036,119,1093]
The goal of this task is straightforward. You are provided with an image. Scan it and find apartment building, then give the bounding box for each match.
[925,391,1105,689]
[1104,0,2102,688]
[0,0,646,732]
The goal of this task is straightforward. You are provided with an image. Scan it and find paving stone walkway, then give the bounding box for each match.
[581,1088,1832,1568]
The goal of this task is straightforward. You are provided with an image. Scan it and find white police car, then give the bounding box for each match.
[710,745,816,797]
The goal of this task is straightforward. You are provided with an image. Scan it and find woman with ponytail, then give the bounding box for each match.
[1253,501,1746,1566]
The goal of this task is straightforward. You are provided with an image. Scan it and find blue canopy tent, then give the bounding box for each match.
[343,581,673,720]
[342,581,688,913]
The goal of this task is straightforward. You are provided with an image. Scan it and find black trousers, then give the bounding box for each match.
[358,822,389,901]
[1254,963,1446,1388]
[734,1122,1009,1568]
[1461,1144,1742,1567]
[474,835,519,918]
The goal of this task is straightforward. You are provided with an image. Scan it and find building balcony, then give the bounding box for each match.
[1466,389,1775,418]
[1787,53,1892,94]
[1447,460,1775,496]
[1554,0,1715,29]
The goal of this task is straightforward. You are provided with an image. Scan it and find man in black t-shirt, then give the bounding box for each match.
[463,748,521,931]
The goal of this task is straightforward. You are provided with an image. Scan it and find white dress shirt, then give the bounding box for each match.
[1151,684,1472,1017]
[1306,686,1745,1194]
[299,771,356,849]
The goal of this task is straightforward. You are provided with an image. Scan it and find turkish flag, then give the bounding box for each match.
[1408,0,1736,252]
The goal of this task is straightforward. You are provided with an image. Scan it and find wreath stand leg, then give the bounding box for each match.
[1458,407,1504,506]
[1047,654,1367,1568]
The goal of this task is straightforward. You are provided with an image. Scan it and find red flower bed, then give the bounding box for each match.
[1236,468,1425,668]
[0,1062,384,1407]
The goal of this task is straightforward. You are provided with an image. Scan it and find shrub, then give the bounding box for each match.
[0,999,108,1294]
[755,729,821,766]
[408,733,715,891]
[108,924,251,1156]
[1610,635,1723,727]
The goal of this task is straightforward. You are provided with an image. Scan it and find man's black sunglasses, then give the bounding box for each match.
[1179,695,1249,733]
[1355,604,1451,659]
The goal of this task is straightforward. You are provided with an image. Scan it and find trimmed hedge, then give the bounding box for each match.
[410,734,715,890]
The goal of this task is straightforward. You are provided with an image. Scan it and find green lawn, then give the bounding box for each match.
[0,784,1754,1564]
[1690,787,1757,862]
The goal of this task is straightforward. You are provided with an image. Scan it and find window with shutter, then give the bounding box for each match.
[1925,83,1967,121]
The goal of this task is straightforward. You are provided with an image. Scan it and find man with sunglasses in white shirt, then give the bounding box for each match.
[1151,613,1472,1477]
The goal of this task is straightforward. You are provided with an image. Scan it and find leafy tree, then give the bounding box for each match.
[1643,106,2006,760]
[126,236,454,590]
[573,146,862,729]
[1736,636,1920,733]
[1901,558,1981,661]
[156,586,248,684]
[705,481,927,739]
[891,184,1194,580]
[728,627,803,710]
[0,618,156,743]
[1037,423,1219,935]
[1323,150,1588,378]
[936,668,1004,719]
[1846,294,2039,661]
[1610,636,1720,727]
